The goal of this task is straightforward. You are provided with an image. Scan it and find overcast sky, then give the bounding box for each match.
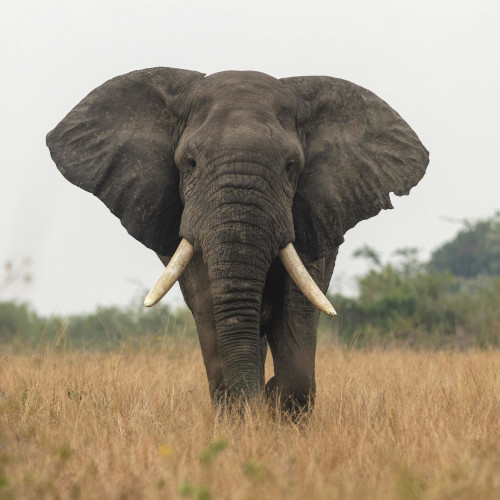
[1,0,499,315]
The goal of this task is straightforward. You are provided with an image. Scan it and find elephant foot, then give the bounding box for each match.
[265,376,315,422]
[209,381,229,408]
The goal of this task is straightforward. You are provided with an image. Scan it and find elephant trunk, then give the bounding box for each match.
[201,202,277,400]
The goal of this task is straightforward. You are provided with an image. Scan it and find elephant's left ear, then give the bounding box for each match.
[47,67,205,257]
[281,76,429,262]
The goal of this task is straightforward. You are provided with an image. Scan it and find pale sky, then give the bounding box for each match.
[1,0,499,315]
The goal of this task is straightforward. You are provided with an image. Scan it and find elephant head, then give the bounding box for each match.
[47,67,428,402]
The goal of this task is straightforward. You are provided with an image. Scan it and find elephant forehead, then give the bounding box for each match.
[205,70,280,88]
[190,71,295,115]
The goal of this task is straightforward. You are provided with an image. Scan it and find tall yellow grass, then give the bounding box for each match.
[0,342,499,499]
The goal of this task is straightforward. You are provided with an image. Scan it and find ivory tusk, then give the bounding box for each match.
[144,238,194,307]
[279,243,337,317]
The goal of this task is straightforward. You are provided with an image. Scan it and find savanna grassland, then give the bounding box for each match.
[0,342,499,500]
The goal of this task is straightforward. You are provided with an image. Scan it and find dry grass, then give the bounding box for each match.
[0,342,499,500]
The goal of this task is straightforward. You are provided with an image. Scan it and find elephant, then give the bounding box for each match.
[46,67,429,415]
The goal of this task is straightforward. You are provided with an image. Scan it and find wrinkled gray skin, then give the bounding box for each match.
[47,68,429,415]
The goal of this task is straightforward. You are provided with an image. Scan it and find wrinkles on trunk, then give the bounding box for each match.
[202,205,277,401]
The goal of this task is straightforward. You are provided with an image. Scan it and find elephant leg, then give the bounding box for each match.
[265,249,338,416]
[164,253,226,404]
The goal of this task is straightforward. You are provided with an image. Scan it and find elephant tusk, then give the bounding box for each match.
[279,243,337,317]
[144,238,194,307]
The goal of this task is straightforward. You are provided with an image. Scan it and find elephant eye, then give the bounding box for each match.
[285,159,296,172]
[186,156,197,168]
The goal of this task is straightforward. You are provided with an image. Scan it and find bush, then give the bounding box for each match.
[0,300,196,351]
[320,255,500,348]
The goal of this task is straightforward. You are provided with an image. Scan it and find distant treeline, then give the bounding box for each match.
[0,301,197,351]
[1,213,499,350]
[320,212,500,348]
[320,262,500,348]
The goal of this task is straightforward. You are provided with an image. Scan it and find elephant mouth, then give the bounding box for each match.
[144,238,336,317]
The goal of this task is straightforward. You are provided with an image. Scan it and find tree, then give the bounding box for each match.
[352,244,382,268]
[430,213,500,278]
[0,259,32,296]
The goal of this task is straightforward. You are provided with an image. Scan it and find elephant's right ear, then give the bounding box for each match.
[46,67,205,256]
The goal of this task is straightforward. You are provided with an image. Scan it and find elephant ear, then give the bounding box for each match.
[281,76,429,262]
[46,67,205,256]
